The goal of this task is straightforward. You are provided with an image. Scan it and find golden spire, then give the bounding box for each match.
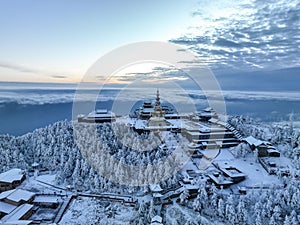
[156,88,160,105]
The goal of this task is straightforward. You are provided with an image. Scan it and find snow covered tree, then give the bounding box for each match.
[180,189,189,205]
[217,198,225,219]
[272,205,281,221]
[198,184,208,208]
[255,213,263,225]
[269,215,277,225]
[284,215,291,225]
[290,210,299,225]
[237,196,247,223]
[225,195,236,224]
[232,143,251,158]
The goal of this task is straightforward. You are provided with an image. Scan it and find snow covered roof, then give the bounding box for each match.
[199,112,215,117]
[2,221,33,225]
[162,187,184,199]
[208,118,218,124]
[151,215,162,223]
[267,149,280,153]
[166,119,182,128]
[200,127,211,133]
[149,184,163,192]
[145,124,174,130]
[186,131,232,137]
[188,142,201,149]
[152,193,163,198]
[164,113,179,117]
[3,222,32,225]
[183,121,226,133]
[220,167,246,178]
[0,169,24,183]
[0,190,14,199]
[96,109,108,114]
[244,136,264,146]
[183,184,199,190]
[151,215,163,224]
[87,110,115,118]
[33,195,59,203]
[134,119,147,129]
[151,221,163,225]
[158,144,167,149]
[1,204,33,223]
[142,108,154,113]
[215,120,227,127]
[0,201,17,214]
[260,157,290,169]
[203,107,215,112]
[208,174,233,186]
[31,162,39,167]
[0,189,35,203]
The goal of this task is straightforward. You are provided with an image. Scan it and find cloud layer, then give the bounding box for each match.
[1,84,300,106]
[170,0,300,73]
[109,66,189,84]
[0,61,69,79]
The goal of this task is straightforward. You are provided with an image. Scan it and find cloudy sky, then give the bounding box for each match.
[0,0,299,85]
[172,0,300,74]
[0,0,194,83]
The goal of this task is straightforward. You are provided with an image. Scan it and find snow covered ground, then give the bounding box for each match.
[20,173,69,196]
[213,148,282,187]
[165,203,222,225]
[59,197,136,225]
